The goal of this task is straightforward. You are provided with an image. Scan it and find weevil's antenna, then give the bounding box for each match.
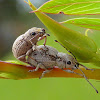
[55,40,76,59]
[55,40,98,93]
[79,63,94,71]
[78,67,98,93]
[47,33,50,36]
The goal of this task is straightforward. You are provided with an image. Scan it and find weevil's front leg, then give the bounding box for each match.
[28,63,42,72]
[26,48,33,56]
[38,34,50,46]
[38,35,47,46]
[43,35,47,46]
[25,48,33,64]
[62,69,83,77]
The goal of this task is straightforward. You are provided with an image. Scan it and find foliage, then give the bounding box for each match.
[1,0,100,82]
[27,0,100,66]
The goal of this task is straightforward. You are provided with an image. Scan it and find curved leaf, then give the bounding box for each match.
[61,18,100,30]
[36,0,100,15]
[0,61,100,80]
[27,0,98,64]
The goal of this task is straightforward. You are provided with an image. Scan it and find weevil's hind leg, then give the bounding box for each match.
[62,69,83,77]
[39,68,53,79]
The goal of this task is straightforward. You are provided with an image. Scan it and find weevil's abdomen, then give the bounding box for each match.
[12,35,32,59]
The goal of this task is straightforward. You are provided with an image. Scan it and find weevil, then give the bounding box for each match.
[27,44,98,93]
[12,27,49,63]
[27,45,80,78]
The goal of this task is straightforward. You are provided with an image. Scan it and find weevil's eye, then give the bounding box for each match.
[67,61,71,65]
[42,29,45,33]
[31,32,36,35]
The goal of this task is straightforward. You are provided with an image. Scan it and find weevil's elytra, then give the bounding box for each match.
[12,27,48,63]
[28,45,58,68]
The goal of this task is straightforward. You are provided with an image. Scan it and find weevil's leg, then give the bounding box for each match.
[38,34,50,41]
[43,35,47,46]
[26,48,33,56]
[32,45,37,51]
[39,68,53,79]
[62,69,83,77]
[38,34,50,46]
[38,35,47,46]
[17,55,26,62]
[79,63,94,71]
[25,48,33,64]
[28,63,42,72]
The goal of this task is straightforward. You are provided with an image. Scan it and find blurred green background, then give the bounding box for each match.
[0,0,100,100]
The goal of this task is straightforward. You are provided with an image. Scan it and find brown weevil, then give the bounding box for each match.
[12,27,49,63]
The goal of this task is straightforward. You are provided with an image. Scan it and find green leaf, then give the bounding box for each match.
[27,0,100,66]
[36,0,100,15]
[1,61,100,81]
[28,0,98,62]
[61,18,100,30]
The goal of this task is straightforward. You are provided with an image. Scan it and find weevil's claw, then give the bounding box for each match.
[39,76,42,79]
[28,69,35,72]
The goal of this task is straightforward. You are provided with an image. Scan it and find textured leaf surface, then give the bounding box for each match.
[27,0,98,64]
[61,18,100,30]
[0,61,100,80]
[36,0,100,15]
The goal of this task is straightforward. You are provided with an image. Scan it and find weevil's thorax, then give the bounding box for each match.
[56,52,66,68]
[24,27,46,42]
[56,52,78,69]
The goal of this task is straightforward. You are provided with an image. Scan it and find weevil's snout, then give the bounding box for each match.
[42,28,45,33]
[74,63,79,69]
[39,28,46,36]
